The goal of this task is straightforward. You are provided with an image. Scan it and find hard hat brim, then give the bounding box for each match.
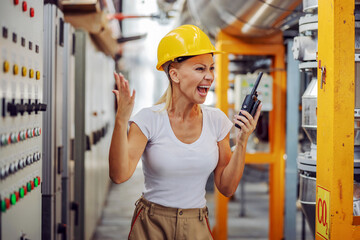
[156,50,224,71]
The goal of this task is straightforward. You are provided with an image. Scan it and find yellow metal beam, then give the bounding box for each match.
[213,43,230,240]
[317,0,358,239]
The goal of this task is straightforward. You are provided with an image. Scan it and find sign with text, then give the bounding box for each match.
[316,185,330,240]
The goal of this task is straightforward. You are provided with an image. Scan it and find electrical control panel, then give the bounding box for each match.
[234,73,273,112]
[0,0,44,239]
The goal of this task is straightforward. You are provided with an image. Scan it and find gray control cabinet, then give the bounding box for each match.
[0,0,44,239]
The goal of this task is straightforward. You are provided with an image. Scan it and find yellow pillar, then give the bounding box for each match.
[213,40,230,240]
[317,0,360,239]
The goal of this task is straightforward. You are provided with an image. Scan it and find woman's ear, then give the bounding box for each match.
[169,68,180,84]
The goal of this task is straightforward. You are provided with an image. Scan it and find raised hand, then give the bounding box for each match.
[233,104,262,145]
[112,72,136,123]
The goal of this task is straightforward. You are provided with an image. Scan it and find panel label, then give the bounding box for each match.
[316,185,330,240]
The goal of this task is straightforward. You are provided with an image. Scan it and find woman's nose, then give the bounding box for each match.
[204,70,214,81]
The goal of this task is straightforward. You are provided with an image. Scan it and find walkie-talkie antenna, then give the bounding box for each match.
[250,72,263,95]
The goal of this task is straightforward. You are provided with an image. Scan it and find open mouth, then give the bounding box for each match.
[197,85,210,97]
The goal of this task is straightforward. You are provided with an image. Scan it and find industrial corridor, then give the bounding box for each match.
[0,0,359,240]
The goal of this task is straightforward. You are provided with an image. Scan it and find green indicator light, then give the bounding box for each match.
[265,84,269,87]
[10,194,16,205]
[27,182,31,192]
[34,178,38,187]
[1,200,6,212]
[19,188,24,198]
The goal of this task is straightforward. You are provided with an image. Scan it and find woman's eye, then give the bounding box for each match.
[210,66,215,71]
[196,67,205,71]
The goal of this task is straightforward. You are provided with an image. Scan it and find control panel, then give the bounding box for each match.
[234,73,273,112]
[0,0,44,239]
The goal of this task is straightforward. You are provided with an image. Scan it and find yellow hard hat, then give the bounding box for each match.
[156,25,222,71]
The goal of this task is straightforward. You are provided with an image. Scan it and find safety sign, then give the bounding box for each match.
[316,185,330,240]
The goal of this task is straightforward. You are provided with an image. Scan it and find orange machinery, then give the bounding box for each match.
[213,31,286,240]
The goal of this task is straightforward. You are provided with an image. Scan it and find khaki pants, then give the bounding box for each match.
[128,196,214,240]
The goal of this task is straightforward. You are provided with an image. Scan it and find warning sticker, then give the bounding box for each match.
[316,185,330,240]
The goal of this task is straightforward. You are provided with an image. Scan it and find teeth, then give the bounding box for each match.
[198,86,210,89]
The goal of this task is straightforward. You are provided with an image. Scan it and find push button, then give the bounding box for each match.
[10,193,16,205]
[22,66,27,77]
[13,64,19,75]
[10,132,18,143]
[15,191,19,201]
[0,166,7,179]
[2,27,8,38]
[1,134,9,146]
[3,61,9,73]
[6,198,10,209]
[2,198,11,211]
[27,129,33,138]
[29,69,34,78]
[179,210,183,215]
[9,162,16,174]
[36,71,40,80]
[19,130,26,140]
[34,177,39,187]
[30,7,34,18]
[1,199,6,212]
[12,33,17,43]
[26,156,32,165]
[22,1,27,12]
[19,187,25,198]
[18,158,24,169]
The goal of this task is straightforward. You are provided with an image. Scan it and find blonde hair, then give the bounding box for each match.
[155,83,172,111]
[156,61,174,111]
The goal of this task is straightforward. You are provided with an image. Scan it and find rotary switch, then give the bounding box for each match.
[26,155,32,165]
[18,158,25,169]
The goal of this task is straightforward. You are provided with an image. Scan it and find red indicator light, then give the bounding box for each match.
[5,198,10,209]
[23,185,27,195]
[30,8,34,18]
[14,0,19,5]
[30,180,34,190]
[15,191,19,201]
[22,1,27,12]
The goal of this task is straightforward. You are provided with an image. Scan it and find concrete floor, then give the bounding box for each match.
[93,165,313,240]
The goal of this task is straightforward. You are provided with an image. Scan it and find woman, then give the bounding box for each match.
[109,25,261,240]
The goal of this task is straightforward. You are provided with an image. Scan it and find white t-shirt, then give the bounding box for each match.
[129,103,233,208]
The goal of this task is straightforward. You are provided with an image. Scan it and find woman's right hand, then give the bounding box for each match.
[112,72,136,123]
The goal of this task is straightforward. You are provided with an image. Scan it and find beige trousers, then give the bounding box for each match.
[128,196,214,240]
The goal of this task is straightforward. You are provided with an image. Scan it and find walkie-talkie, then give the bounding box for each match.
[235,72,263,129]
